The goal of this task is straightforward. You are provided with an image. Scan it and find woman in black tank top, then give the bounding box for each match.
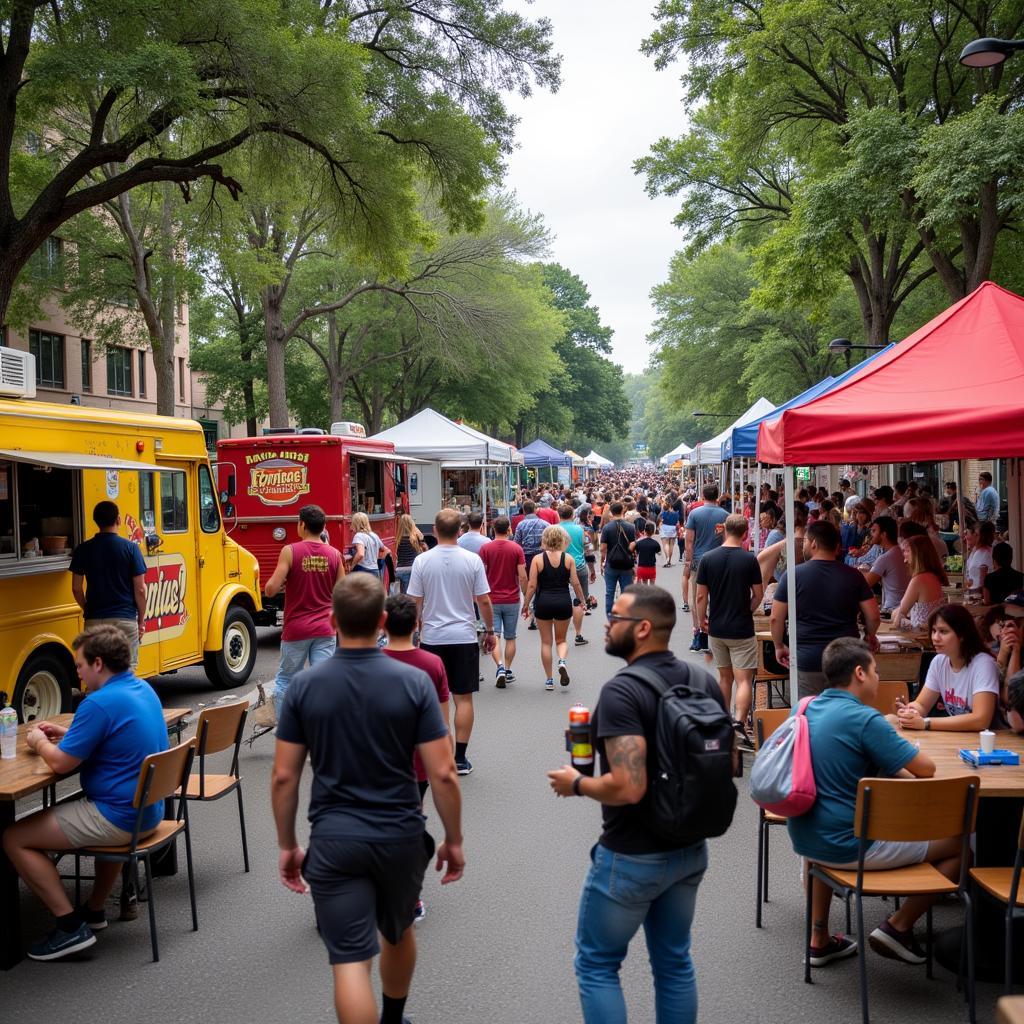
[522,525,586,690]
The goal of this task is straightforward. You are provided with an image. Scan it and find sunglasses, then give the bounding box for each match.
[607,613,646,625]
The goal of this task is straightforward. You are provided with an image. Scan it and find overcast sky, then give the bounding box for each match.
[503,1,688,375]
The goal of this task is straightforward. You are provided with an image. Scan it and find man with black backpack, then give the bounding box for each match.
[599,501,636,619]
[547,585,737,1024]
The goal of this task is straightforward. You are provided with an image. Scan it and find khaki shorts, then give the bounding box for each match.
[54,798,143,848]
[86,617,140,668]
[709,635,758,671]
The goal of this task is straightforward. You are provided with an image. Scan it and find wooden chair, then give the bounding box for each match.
[861,680,910,717]
[82,739,198,962]
[185,701,250,872]
[874,650,923,682]
[754,637,790,710]
[754,709,790,928]
[968,807,1024,1001]
[805,775,979,1024]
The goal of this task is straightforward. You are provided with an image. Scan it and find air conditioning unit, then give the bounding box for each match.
[330,421,367,438]
[0,346,36,398]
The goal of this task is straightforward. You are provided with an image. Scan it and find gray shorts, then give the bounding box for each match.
[709,635,758,671]
[86,617,140,668]
[54,798,145,848]
[822,839,930,871]
[797,669,828,700]
[492,602,521,640]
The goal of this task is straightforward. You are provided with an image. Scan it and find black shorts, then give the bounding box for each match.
[303,833,434,964]
[534,594,572,621]
[420,641,479,695]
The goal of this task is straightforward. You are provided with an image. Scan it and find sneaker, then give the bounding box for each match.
[558,662,570,688]
[495,667,507,689]
[528,620,538,631]
[733,722,755,751]
[545,678,555,691]
[78,905,107,932]
[681,602,690,613]
[413,900,426,924]
[697,631,709,651]
[688,633,701,652]
[574,635,589,646]
[455,758,473,776]
[808,934,858,967]
[28,921,97,961]
[869,920,927,965]
[505,670,516,684]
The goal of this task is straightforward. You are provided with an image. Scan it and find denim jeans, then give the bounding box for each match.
[274,636,336,716]
[575,841,708,1024]
[604,567,634,617]
[396,567,413,594]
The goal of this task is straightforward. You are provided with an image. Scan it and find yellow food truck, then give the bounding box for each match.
[0,395,262,721]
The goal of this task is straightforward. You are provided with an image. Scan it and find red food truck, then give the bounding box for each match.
[215,423,416,625]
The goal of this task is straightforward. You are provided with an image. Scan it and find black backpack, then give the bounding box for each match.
[618,663,738,845]
[607,521,635,570]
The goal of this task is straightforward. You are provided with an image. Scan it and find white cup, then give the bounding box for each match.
[979,730,996,754]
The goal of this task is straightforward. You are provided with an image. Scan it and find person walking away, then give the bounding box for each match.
[684,485,728,652]
[695,514,764,748]
[522,525,586,691]
[272,575,464,1024]
[559,503,591,646]
[382,592,451,923]
[394,514,426,594]
[514,500,547,630]
[657,500,680,566]
[3,625,167,959]
[770,520,880,700]
[600,501,636,619]
[976,470,1000,524]
[479,517,527,688]
[265,504,345,717]
[632,520,661,585]
[457,512,491,554]
[547,585,728,1023]
[349,512,392,579]
[858,516,909,614]
[69,500,147,667]
[408,509,495,775]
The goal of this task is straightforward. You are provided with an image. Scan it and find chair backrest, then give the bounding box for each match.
[753,709,790,750]
[854,776,978,843]
[196,701,249,758]
[132,739,196,809]
[862,680,910,716]
[875,651,922,681]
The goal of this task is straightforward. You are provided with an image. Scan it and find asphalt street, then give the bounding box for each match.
[3,559,1004,1023]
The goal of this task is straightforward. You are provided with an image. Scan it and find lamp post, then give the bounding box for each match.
[828,337,886,370]
[692,411,741,419]
[959,37,1024,67]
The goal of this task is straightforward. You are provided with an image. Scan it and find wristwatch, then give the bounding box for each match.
[924,718,931,731]
[572,775,584,796]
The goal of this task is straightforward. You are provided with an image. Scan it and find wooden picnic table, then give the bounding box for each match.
[0,706,189,970]
[912,729,1024,799]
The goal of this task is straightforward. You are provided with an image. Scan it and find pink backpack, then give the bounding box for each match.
[749,696,817,817]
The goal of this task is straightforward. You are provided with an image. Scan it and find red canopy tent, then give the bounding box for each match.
[757,281,1024,464]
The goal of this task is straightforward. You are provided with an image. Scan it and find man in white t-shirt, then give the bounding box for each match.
[859,516,909,612]
[409,508,495,776]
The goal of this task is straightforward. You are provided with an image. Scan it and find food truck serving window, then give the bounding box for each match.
[161,471,188,533]
[350,455,386,515]
[0,458,79,565]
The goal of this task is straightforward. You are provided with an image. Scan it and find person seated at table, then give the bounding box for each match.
[895,604,1000,733]
[982,542,1024,605]
[903,497,948,562]
[1005,668,1024,734]
[964,521,996,592]
[872,485,894,520]
[979,604,1007,656]
[859,516,908,613]
[1,625,168,961]
[791,637,962,968]
[894,535,947,631]
[842,505,871,564]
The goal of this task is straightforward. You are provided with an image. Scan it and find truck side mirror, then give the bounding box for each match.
[220,490,229,504]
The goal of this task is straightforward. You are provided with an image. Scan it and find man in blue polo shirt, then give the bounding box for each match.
[70,500,148,666]
[2,625,167,961]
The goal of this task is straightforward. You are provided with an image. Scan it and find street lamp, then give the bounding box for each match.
[692,411,741,419]
[828,337,886,370]
[959,37,1024,67]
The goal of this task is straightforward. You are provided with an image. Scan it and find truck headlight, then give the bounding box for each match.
[272,527,286,541]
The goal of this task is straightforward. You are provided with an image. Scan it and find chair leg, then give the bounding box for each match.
[74,853,81,907]
[184,821,198,932]
[845,892,851,935]
[965,890,977,1024]
[926,905,933,980]
[856,893,870,1024]
[143,855,159,963]
[763,828,770,904]
[756,818,765,928]
[235,785,250,873]
[804,866,813,985]
[1007,904,1015,996]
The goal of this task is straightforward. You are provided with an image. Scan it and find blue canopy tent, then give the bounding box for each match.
[520,437,572,485]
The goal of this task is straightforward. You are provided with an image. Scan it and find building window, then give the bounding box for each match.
[106,346,133,397]
[138,350,146,398]
[178,357,186,401]
[198,418,218,452]
[80,339,92,392]
[28,330,65,388]
[28,236,63,284]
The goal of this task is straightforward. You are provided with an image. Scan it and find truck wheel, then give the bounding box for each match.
[13,650,74,723]
[203,605,257,688]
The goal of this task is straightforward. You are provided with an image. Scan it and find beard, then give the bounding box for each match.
[605,628,637,660]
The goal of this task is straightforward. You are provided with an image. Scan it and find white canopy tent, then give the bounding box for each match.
[371,408,519,463]
[694,398,775,465]
[660,441,694,466]
[585,450,614,468]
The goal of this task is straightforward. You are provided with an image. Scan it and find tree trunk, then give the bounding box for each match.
[263,284,289,428]
[155,184,178,417]
[327,312,345,423]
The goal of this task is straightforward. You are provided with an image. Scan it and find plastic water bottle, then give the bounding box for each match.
[566,703,594,776]
[0,698,17,760]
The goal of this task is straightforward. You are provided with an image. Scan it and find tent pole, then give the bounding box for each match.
[955,460,965,562]
[753,463,762,554]
[784,468,799,703]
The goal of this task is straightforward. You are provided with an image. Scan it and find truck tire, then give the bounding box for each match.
[203,605,258,688]
[13,650,74,723]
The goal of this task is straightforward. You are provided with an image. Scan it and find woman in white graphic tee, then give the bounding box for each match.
[894,603,1000,732]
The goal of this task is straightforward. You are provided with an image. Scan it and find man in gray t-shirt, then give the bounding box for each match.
[859,516,908,612]
[684,485,728,648]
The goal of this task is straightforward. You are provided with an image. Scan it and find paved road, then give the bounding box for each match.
[4,561,1000,1022]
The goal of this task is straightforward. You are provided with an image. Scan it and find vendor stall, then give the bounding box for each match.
[586,450,614,471]
[520,438,572,487]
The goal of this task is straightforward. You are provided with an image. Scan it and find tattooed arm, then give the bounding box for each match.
[548,733,648,805]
